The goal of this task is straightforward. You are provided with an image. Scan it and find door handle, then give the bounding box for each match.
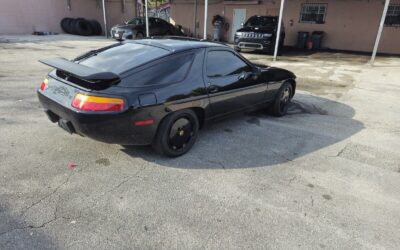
[207,85,219,93]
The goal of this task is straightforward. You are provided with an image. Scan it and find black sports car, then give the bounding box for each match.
[110,17,184,39]
[37,38,296,157]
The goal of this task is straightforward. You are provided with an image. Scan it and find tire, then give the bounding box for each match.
[88,19,102,35]
[64,18,75,34]
[135,32,144,39]
[152,109,199,157]
[74,18,94,36]
[61,18,73,33]
[270,81,293,117]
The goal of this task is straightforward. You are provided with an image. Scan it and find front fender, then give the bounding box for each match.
[262,67,296,82]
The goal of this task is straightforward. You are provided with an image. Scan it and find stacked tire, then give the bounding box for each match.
[61,18,102,36]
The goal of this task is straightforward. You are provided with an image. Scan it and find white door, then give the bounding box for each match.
[231,9,246,42]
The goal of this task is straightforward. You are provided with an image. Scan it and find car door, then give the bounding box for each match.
[204,49,267,117]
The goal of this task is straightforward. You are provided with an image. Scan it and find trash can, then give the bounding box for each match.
[311,31,324,50]
[213,20,222,41]
[296,31,309,49]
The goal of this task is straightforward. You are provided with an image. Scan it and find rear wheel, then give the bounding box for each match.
[152,110,199,157]
[270,82,293,117]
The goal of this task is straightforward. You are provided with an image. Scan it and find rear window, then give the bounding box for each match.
[123,52,194,87]
[79,43,169,74]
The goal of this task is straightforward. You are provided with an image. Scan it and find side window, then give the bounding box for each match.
[154,18,163,27]
[149,19,155,27]
[128,53,194,86]
[159,19,169,27]
[206,50,251,78]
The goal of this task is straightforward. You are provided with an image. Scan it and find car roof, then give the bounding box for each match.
[124,38,228,53]
[250,15,278,18]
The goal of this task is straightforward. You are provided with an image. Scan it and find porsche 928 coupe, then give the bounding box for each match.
[37,38,296,157]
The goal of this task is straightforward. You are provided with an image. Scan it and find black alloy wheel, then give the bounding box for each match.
[271,82,293,117]
[153,109,199,157]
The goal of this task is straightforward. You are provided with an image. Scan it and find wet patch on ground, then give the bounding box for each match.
[296,75,355,98]
[335,142,400,172]
[288,100,328,115]
[95,158,111,166]
[0,117,17,125]
[322,194,332,200]
[246,117,261,126]
[57,45,75,49]
[247,100,328,118]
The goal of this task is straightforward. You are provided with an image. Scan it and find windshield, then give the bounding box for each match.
[79,43,170,74]
[127,18,143,25]
[245,16,276,27]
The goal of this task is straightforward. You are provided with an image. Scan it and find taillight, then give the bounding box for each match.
[72,93,124,112]
[39,78,48,91]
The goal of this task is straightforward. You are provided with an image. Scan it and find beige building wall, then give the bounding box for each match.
[0,0,136,34]
[170,0,400,54]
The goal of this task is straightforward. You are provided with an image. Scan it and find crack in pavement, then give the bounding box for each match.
[1,173,76,237]
[288,176,297,185]
[81,166,147,211]
[1,167,146,238]
[20,172,73,217]
[0,211,60,237]
[107,167,146,194]
[336,143,349,157]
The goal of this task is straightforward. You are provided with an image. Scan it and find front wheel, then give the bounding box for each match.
[270,82,293,117]
[152,109,199,157]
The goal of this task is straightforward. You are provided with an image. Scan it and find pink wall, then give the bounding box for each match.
[0,0,136,34]
[283,0,400,54]
[171,0,400,54]
[170,1,224,39]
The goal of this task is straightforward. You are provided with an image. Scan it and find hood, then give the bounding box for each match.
[112,24,142,30]
[236,25,275,33]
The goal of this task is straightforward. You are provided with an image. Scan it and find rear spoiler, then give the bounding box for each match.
[39,58,120,88]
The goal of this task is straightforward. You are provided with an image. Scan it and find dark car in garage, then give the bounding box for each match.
[37,38,296,157]
[234,15,285,54]
[110,17,184,39]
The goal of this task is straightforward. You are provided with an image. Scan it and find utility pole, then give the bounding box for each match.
[370,0,390,65]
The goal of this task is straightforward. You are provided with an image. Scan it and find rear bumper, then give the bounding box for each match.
[37,91,157,145]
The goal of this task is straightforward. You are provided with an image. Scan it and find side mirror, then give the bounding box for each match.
[252,67,261,80]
